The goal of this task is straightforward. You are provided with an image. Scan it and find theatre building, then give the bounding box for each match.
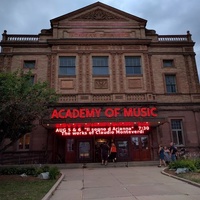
[1,2,200,164]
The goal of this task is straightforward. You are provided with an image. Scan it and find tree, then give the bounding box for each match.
[0,70,58,152]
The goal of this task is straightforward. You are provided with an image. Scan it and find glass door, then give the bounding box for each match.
[117,141,128,161]
[131,135,151,161]
[65,139,75,163]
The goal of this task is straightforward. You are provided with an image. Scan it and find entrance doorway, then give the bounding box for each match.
[131,135,151,161]
[94,138,111,162]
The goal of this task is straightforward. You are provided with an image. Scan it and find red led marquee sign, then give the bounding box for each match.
[55,126,149,136]
[51,107,157,119]
[52,107,156,136]
[55,122,150,136]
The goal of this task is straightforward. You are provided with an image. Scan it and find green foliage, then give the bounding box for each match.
[0,165,60,179]
[49,166,60,180]
[169,159,197,171]
[34,165,50,176]
[194,159,200,169]
[0,70,58,152]
[0,166,36,175]
[0,174,58,200]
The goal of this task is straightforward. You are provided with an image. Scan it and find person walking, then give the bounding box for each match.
[101,142,110,166]
[109,142,117,162]
[158,144,166,167]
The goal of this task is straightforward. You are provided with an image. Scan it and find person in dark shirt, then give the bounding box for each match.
[169,142,177,161]
[101,142,110,165]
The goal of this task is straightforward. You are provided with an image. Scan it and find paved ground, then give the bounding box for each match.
[47,166,200,200]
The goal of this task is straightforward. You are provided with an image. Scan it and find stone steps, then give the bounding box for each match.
[54,161,158,169]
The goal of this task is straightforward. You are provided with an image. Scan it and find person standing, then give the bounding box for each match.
[158,144,166,167]
[101,142,110,166]
[110,142,117,162]
[164,146,171,165]
[169,142,177,162]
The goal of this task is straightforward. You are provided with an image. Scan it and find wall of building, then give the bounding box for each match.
[0,2,200,164]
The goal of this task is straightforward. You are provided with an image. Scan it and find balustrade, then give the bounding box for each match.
[6,35,39,42]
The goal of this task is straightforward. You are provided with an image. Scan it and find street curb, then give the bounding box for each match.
[41,173,65,200]
[161,167,200,188]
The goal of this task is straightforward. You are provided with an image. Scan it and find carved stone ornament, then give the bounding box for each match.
[72,9,126,21]
[94,79,108,89]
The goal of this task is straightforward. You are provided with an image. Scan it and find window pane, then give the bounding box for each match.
[25,134,30,149]
[163,60,173,67]
[30,76,35,85]
[172,131,178,144]
[178,131,183,145]
[79,142,90,158]
[67,139,74,152]
[165,75,176,93]
[18,134,30,150]
[171,120,181,129]
[93,67,108,75]
[125,56,142,75]
[24,60,35,69]
[117,141,128,158]
[92,56,108,75]
[131,137,139,149]
[141,136,148,149]
[171,119,184,145]
[18,137,23,149]
[59,56,76,75]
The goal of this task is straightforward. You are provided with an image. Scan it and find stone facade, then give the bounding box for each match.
[0,2,200,164]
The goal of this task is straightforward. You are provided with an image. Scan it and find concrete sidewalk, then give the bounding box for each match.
[44,166,200,200]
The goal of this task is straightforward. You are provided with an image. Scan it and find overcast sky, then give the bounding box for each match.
[1,0,200,76]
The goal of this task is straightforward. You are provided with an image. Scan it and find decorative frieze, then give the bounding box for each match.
[60,80,74,89]
[72,8,127,21]
[59,95,77,103]
[78,54,83,92]
[92,94,112,101]
[126,94,146,101]
[111,53,117,92]
[64,31,134,38]
[51,54,56,89]
[85,54,90,92]
[118,53,124,92]
[128,79,142,89]
[94,79,108,89]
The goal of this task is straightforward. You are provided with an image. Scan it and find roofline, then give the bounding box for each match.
[50,2,147,26]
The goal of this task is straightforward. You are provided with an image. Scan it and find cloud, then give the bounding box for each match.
[0,0,200,75]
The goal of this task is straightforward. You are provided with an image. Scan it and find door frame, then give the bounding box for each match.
[131,135,151,161]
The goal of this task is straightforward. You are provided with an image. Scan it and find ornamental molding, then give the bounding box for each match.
[72,8,127,21]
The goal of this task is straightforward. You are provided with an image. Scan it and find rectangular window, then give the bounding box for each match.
[24,60,35,69]
[92,56,109,75]
[30,75,35,84]
[165,75,177,93]
[171,119,184,145]
[79,141,90,159]
[163,60,174,67]
[18,133,30,150]
[117,141,128,158]
[59,56,76,76]
[67,139,74,152]
[125,56,142,75]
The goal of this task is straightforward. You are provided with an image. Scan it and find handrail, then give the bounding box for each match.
[2,30,39,42]
[1,30,192,43]
[158,35,188,42]
[6,35,39,42]
[158,31,192,42]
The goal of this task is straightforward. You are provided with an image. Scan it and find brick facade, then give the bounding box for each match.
[0,2,200,164]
